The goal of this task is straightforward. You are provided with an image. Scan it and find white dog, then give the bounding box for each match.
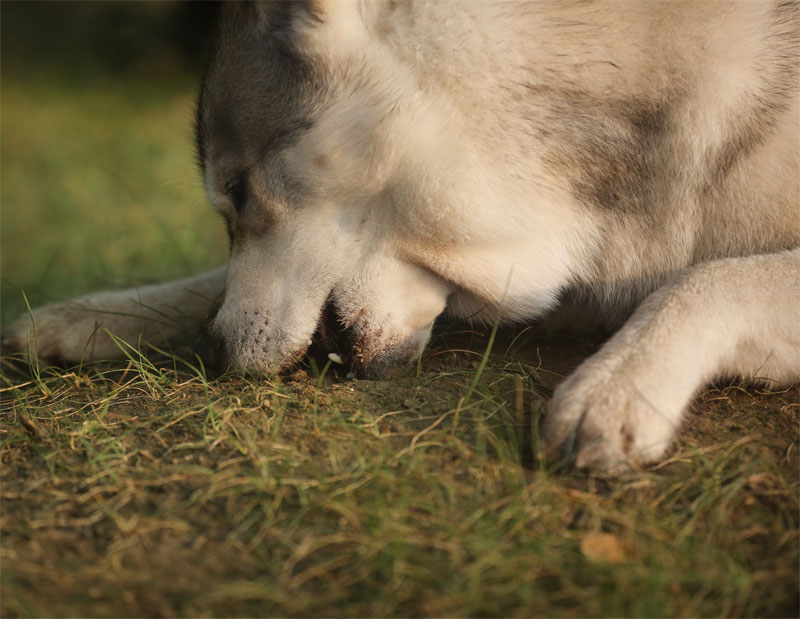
[4,1,799,473]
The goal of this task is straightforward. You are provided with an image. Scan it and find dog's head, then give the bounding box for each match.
[194,1,453,377]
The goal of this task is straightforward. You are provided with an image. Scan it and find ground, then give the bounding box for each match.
[1,4,798,617]
[2,331,798,617]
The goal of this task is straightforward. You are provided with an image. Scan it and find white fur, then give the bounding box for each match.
[544,249,800,473]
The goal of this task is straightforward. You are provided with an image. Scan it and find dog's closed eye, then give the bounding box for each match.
[226,173,248,214]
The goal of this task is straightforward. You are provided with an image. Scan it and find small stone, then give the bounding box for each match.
[580,533,627,563]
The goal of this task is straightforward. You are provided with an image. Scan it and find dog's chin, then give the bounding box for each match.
[304,336,419,379]
[305,305,428,380]
[344,329,425,379]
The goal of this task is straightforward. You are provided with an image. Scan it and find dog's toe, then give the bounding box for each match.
[1,303,125,364]
[545,361,679,474]
[2,313,70,364]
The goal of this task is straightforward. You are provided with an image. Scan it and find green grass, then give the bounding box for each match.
[0,2,226,322]
[1,5,798,618]
[2,350,798,617]
[0,77,227,320]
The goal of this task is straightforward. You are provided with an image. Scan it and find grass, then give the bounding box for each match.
[0,2,227,321]
[1,5,798,617]
[2,346,798,617]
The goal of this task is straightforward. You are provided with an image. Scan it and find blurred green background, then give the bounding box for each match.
[1,1,227,325]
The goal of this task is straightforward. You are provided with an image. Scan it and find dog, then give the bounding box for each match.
[4,1,799,473]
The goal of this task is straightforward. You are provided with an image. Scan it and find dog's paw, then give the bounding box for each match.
[1,302,133,364]
[543,356,681,474]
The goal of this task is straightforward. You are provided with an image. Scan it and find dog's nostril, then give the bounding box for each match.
[193,330,226,369]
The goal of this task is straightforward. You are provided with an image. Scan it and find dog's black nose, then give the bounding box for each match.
[193,330,226,371]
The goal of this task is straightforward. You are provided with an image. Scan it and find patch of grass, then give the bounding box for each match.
[1,341,798,617]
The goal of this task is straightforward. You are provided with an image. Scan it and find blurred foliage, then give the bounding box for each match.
[1,1,228,324]
[1,1,219,81]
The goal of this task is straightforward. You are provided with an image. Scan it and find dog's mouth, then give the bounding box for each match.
[303,300,357,375]
[193,297,363,378]
[194,291,425,380]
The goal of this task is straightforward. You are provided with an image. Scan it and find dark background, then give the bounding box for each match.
[2,1,220,81]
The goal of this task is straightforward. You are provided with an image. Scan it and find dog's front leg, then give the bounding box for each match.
[544,249,800,474]
[2,267,228,363]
